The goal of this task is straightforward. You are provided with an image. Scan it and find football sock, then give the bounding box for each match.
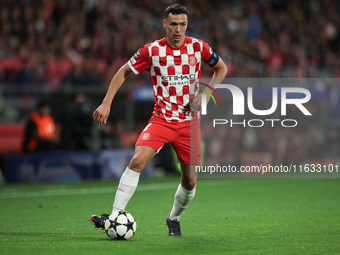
[112,167,140,213]
[169,184,196,220]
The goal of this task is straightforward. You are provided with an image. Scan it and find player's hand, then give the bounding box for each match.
[93,103,110,126]
[184,94,202,113]
[191,94,202,111]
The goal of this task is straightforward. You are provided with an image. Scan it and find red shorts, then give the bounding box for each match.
[136,116,201,165]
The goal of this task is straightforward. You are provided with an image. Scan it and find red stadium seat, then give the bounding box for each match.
[0,125,25,155]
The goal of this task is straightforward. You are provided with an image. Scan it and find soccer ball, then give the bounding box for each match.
[104,211,137,240]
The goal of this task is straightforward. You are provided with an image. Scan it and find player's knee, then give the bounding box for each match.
[188,178,196,190]
[183,178,196,190]
[128,155,146,172]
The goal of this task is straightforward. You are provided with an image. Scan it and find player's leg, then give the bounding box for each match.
[90,145,156,229]
[112,145,156,212]
[166,164,197,236]
[90,119,169,229]
[111,120,167,213]
[169,163,197,219]
[167,121,201,235]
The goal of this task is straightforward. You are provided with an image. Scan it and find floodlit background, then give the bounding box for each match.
[1,0,340,181]
[0,1,339,254]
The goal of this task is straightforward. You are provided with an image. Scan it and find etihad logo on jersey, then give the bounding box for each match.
[162,74,197,86]
[161,74,197,82]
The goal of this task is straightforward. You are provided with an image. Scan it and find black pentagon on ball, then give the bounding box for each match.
[104,210,136,240]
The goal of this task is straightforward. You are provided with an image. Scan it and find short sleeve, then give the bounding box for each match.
[201,40,220,67]
[201,40,213,62]
[128,45,151,74]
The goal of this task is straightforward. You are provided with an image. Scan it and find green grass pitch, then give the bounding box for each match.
[0,177,339,255]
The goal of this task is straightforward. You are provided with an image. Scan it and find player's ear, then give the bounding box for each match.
[163,19,166,28]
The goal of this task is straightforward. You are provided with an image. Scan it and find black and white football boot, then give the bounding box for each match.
[166,216,183,236]
[89,213,110,229]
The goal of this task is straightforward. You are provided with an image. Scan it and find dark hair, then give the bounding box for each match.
[165,4,188,18]
[36,100,49,109]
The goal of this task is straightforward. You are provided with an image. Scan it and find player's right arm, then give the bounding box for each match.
[93,63,133,126]
[93,45,150,126]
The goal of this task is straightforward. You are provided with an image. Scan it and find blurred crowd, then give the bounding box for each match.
[0,0,339,164]
[1,0,340,91]
[202,121,340,166]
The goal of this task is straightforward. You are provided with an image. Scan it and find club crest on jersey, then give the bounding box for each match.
[141,133,151,141]
[188,56,197,66]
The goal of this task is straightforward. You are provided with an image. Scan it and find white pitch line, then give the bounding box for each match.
[0,180,224,199]
[0,182,179,199]
[0,178,299,199]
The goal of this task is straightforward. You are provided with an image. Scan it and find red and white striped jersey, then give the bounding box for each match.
[128,36,213,122]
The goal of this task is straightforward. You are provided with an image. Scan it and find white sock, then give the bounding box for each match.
[169,184,196,220]
[112,167,140,214]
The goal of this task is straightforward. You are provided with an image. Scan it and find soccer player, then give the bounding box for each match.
[90,4,227,236]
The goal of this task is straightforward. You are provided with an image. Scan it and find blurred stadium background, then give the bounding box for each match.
[0,0,340,183]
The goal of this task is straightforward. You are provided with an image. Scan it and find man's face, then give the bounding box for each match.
[39,106,51,116]
[163,13,188,47]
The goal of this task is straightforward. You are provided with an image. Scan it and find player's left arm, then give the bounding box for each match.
[207,57,228,89]
[191,57,228,111]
